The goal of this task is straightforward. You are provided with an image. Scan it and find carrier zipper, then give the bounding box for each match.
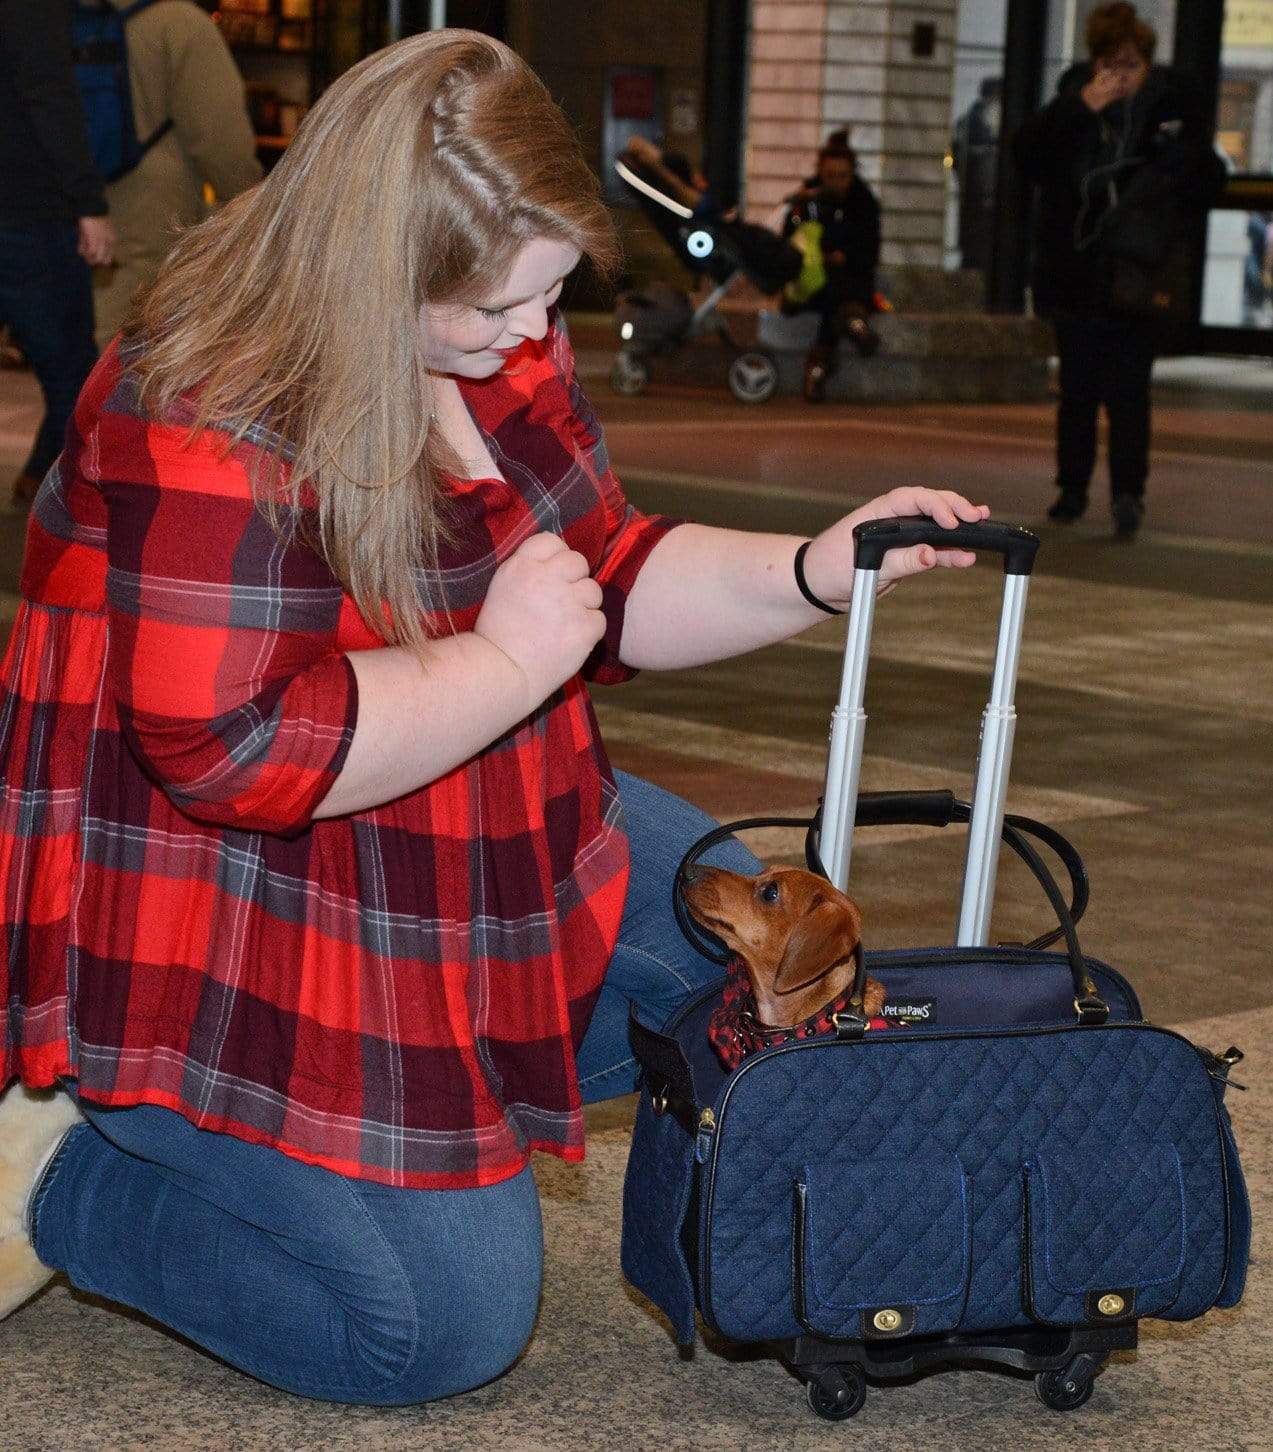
[696,1018,1232,1331]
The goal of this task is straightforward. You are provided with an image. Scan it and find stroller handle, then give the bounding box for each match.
[614,158,694,220]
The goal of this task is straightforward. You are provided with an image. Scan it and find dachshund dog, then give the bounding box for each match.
[683,864,886,1035]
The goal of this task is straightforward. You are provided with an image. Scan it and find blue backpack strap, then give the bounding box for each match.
[72,0,173,182]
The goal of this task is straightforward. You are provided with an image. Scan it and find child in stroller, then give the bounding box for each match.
[610,139,802,404]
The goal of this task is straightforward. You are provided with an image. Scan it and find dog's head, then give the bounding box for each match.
[682,864,875,1026]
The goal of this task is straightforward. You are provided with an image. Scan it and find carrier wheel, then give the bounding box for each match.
[727,350,779,405]
[1035,1367,1095,1412]
[805,1365,866,1421]
[609,350,650,396]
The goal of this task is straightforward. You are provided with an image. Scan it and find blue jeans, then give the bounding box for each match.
[31,771,759,1404]
[0,220,98,482]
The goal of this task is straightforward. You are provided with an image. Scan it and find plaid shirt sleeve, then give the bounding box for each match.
[99,413,358,836]
[546,318,682,685]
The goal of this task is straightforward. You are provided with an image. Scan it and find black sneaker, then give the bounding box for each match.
[1112,493,1144,539]
[1047,490,1087,523]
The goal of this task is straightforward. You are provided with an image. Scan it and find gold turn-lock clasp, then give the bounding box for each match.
[1097,1293,1126,1318]
[872,1308,904,1333]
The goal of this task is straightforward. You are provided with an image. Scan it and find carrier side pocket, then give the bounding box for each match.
[793,1154,971,1339]
[622,1092,700,1347]
[1023,1143,1185,1325]
[1216,1106,1250,1309]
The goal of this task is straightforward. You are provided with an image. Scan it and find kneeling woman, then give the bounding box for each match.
[0,31,985,1404]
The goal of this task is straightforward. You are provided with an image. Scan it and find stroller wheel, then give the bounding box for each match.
[728,351,779,405]
[609,349,650,396]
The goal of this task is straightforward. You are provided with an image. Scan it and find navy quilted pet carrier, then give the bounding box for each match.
[620,520,1250,1421]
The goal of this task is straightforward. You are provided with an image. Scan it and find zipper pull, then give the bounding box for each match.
[695,1107,716,1163]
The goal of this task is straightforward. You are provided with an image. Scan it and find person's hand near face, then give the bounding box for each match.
[1081,42,1150,112]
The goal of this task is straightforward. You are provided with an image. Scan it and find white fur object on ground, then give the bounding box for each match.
[0,1082,82,1319]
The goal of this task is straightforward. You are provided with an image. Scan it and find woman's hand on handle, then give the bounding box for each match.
[802,487,990,607]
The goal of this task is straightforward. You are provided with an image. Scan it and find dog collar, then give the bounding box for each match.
[707,956,886,1071]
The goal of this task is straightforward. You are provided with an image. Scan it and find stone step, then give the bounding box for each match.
[603,308,1053,403]
[756,309,1052,361]
[877,264,986,313]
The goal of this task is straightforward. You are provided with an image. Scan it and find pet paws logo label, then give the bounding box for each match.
[881,998,936,1026]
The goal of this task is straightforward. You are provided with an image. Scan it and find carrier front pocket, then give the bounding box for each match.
[1024,1143,1185,1325]
[793,1153,971,1339]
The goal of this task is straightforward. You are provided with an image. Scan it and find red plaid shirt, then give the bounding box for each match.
[0,318,677,1188]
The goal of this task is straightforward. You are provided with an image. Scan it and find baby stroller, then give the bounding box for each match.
[611,158,801,404]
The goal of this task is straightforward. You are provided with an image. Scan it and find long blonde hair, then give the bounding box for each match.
[128,30,619,655]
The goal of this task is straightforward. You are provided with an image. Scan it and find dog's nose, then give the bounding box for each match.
[682,863,706,885]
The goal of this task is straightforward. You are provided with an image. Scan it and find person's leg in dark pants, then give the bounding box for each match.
[838,268,879,357]
[1102,318,1154,537]
[800,270,876,402]
[800,281,843,403]
[0,221,98,504]
[1050,314,1101,520]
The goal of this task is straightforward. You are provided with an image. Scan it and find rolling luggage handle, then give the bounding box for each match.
[816,790,1091,952]
[820,794,1103,1015]
[821,516,1040,946]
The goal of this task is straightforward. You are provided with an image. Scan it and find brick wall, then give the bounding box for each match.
[744,1,830,219]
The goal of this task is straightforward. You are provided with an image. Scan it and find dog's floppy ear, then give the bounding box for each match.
[773,896,861,995]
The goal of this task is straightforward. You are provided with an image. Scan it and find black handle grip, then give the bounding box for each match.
[853,516,1040,575]
[854,790,958,828]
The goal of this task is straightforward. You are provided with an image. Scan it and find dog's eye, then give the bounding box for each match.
[759,881,781,904]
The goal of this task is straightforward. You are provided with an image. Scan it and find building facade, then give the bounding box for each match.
[212,0,1273,351]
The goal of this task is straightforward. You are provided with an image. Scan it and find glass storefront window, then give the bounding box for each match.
[1202,210,1273,326]
[944,0,1008,274]
[1202,2,1273,330]
[1217,2,1273,172]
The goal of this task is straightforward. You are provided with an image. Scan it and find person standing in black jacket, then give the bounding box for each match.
[0,0,115,506]
[1015,3,1219,538]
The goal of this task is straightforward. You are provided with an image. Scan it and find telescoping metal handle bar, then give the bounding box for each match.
[819,517,1041,947]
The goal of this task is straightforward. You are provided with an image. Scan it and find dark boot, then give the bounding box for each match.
[1112,492,1144,539]
[1047,488,1087,523]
